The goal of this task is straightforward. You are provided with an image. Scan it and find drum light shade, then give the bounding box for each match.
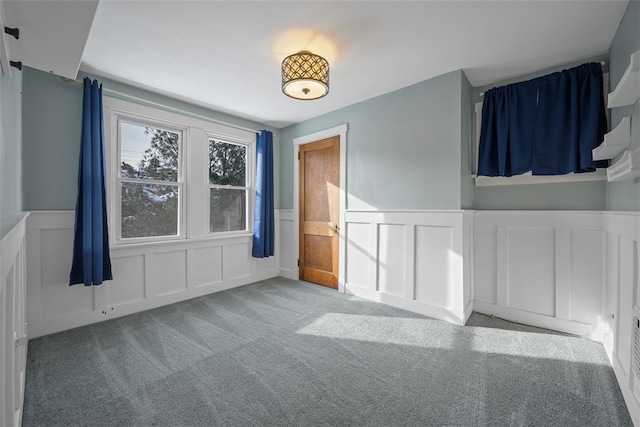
[281,51,329,100]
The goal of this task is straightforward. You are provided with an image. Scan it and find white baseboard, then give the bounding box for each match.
[28,268,279,338]
[278,268,297,281]
[473,301,596,337]
[463,299,474,324]
[346,282,467,325]
[612,352,640,426]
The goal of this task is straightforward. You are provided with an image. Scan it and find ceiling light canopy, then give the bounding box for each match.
[281,50,329,100]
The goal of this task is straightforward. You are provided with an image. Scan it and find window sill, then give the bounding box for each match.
[473,169,607,187]
[111,232,253,253]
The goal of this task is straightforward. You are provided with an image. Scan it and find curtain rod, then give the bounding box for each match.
[479,61,607,97]
[61,77,262,134]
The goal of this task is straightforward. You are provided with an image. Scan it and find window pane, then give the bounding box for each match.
[121,182,179,238]
[210,188,246,232]
[121,122,179,182]
[209,139,246,186]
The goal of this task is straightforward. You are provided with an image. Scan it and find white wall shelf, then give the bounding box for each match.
[593,116,631,161]
[474,169,607,186]
[608,50,640,108]
[607,148,640,182]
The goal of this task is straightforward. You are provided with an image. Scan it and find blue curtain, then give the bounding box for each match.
[252,130,275,258]
[69,78,113,286]
[478,62,608,176]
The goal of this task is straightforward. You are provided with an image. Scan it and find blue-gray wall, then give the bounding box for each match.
[22,67,277,211]
[22,68,82,210]
[474,181,608,210]
[279,53,618,212]
[279,70,465,210]
[607,0,640,212]
[0,68,23,239]
[460,71,474,209]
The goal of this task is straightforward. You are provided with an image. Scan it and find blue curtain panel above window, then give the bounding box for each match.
[478,62,608,177]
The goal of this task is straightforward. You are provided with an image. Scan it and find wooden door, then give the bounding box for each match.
[299,136,340,289]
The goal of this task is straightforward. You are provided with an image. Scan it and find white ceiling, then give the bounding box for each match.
[2,1,630,129]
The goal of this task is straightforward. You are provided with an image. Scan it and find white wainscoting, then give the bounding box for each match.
[603,211,640,426]
[342,210,473,325]
[0,214,28,427]
[25,211,279,338]
[277,209,297,280]
[473,211,605,338]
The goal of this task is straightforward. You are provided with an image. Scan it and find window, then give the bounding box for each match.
[118,121,183,240]
[209,139,248,233]
[104,96,256,245]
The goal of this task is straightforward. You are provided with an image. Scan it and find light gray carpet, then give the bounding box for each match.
[23,277,632,426]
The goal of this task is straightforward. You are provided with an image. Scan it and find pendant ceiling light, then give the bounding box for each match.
[281,50,329,100]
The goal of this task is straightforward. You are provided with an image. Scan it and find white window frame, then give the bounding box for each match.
[473,73,610,186]
[206,136,253,236]
[115,116,186,244]
[103,96,256,246]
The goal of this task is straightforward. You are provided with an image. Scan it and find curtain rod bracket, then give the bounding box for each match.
[10,61,22,71]
[4,27,19,40]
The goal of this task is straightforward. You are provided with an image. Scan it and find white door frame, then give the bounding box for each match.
[293,124,348,292]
